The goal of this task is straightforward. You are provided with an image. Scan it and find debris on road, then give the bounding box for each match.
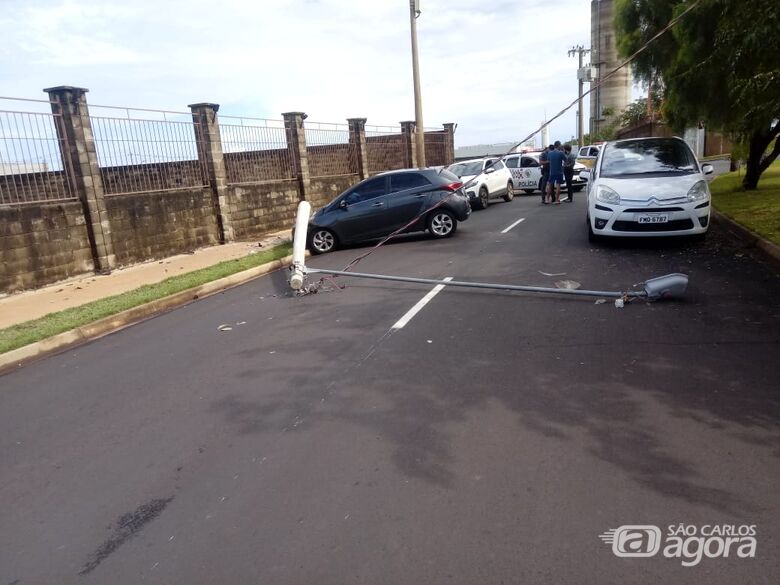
[217,324,233,331]
[539,271,567,277]
[555,280,581,290]
[615,298,625,308]
[594,299,607,305]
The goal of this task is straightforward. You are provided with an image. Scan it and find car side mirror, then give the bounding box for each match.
[702,164,714,175]
[339,199,349,209]
[579,170,591,181]
[485,167,495,174]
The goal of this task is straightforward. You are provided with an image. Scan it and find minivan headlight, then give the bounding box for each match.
[595,185,620,205]
[687,180,710,202]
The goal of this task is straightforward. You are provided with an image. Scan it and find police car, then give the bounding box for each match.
[576,144,602,168]
[504,151,588,194]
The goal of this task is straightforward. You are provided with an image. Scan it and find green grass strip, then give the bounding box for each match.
[0,242,292,355]
[710,161,780,246]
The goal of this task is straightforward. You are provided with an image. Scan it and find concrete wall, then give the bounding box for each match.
[228,181,301,240]
[105,187,220,266]
[309,174,360,209]
[704,132,733,158]
[0,88,456,293]
[615,121,675,140]
[224,149,294,184]
[0,201,94,292]
[425,132,448,167]
[307,144,358,178]
[367,134,407,173]
[101,160,206,195]
[0,171,70,205]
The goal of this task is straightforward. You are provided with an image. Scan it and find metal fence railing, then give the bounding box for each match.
[365,125,406,174]
[305,122,358,178]
[424,131,449,167]
[0,97,75,205]
[2,94,451,206]
[89,105,209,195]
[219,116,293,184]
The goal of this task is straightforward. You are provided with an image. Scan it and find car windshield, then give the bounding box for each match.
[447,161,483,177]
[601,139,697,177]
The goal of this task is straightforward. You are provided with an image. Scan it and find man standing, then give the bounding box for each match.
[562,143,576,203]
[546,141,565,204]
[539,145,551,204]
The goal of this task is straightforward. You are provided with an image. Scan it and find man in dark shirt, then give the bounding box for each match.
[539,145,552,204]
[546,141,565,204]
[562,144,576,203]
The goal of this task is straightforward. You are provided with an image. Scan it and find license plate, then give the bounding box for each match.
[637,214,669,224]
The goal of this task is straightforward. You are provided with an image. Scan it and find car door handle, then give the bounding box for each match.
[372,201,384,207]
[415,194,426,198]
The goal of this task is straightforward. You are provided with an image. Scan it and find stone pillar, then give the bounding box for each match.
[347,118,369,179]
[283,112,310,201]
[443,123,456,165]
[45,86,115,273]
[189,103,233,243]
[400,121,417,169]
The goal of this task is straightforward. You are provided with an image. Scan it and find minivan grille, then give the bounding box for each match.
[612,219,694,232]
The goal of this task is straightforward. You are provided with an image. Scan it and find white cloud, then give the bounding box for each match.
[1,0,594,146]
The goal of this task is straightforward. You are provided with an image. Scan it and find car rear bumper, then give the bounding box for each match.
[589,200,710,237]
[448,200,471,221]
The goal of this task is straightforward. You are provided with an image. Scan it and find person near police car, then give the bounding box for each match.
[539,145,551,204]
[546,141,565,204]
[562,143,576,203]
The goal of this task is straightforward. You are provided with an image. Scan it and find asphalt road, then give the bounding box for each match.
[2,191,779,584]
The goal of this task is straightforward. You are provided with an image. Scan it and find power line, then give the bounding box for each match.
[513,0,704,151]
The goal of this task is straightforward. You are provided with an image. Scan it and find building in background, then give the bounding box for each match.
[589,0,632,136]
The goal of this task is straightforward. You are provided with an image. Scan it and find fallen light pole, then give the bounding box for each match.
[303,268,688,301]
[289,201,311,291]
[288,201,688,301]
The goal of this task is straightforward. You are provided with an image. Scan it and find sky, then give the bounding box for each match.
[1,0,597,148]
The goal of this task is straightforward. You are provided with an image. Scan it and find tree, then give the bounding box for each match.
[620,94,664,127]
[614,0,780,189]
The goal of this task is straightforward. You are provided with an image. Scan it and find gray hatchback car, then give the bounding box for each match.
[306,168,471,254]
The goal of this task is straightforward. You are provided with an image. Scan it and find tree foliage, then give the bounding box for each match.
[620,89,664,127]
[614,0,780,189]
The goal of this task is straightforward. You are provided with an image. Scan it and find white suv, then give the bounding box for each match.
[445,158,514,209]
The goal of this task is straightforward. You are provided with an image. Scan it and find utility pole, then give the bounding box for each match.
[409,0,425,168]
[569,45,591,148]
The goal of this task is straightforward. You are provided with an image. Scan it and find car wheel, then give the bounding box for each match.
[428,210,457,238]
[523,189,535,195]
[503,182,515,202]
[474,187,489,210]
[309,228,337,254]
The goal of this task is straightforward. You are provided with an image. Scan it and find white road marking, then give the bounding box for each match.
[391,277,453,331]
[501,217,526,233]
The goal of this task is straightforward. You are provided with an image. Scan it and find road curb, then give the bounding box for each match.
[0,253,298,373]
[712,209,780,270]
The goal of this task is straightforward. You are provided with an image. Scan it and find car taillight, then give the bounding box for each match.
[442,181,463,191]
